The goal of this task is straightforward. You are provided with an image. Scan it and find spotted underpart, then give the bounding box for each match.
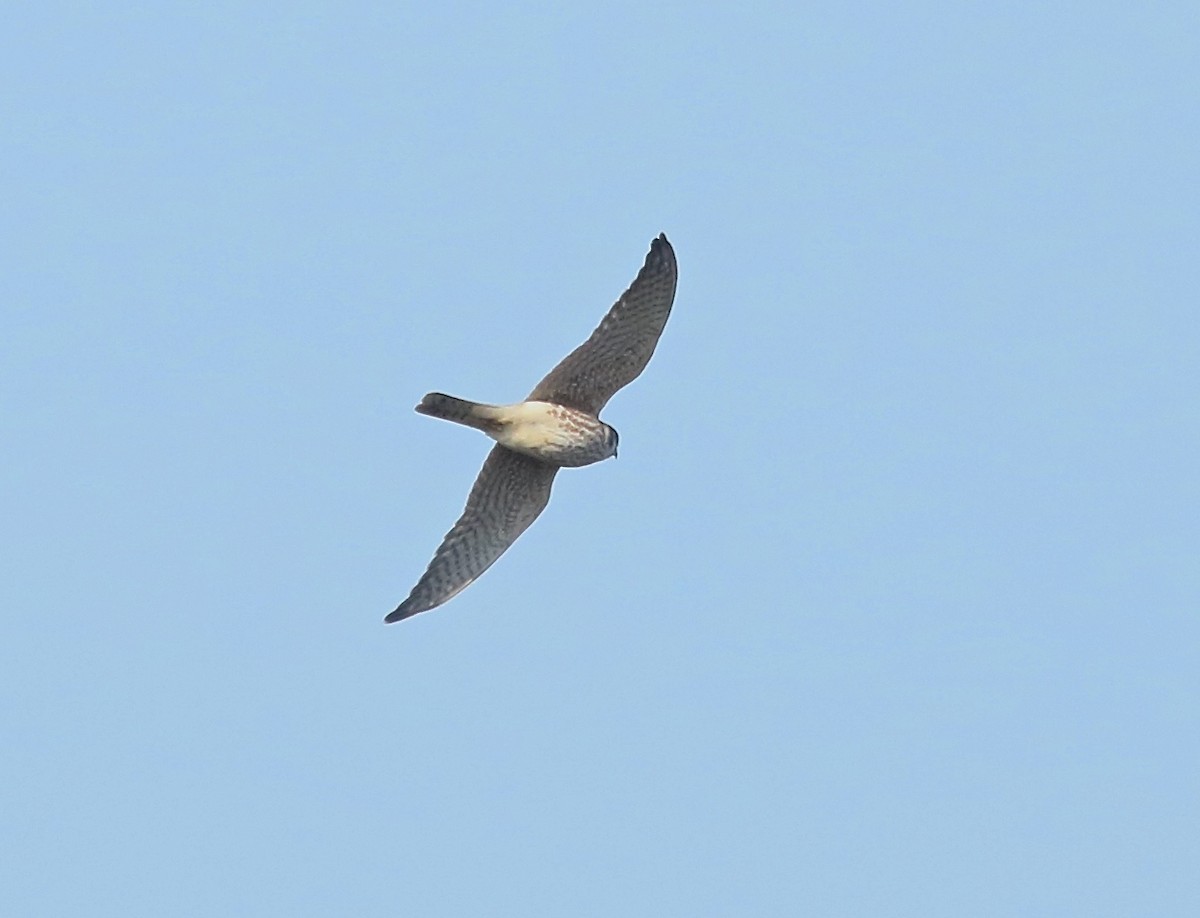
[414,396,617,467]
[494,401,616,467]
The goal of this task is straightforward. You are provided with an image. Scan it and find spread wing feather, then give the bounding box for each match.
[385,446,558,623]
[527,234,677,414]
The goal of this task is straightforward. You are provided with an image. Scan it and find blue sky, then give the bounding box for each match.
[3,2,1198,915]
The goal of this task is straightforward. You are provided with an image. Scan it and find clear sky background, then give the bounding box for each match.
[3,3,1198,916]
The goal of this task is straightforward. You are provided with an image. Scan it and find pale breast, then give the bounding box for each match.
[494,401,613,467]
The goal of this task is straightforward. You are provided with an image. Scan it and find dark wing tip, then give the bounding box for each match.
[384,600,420,624]
[645,233,676,274]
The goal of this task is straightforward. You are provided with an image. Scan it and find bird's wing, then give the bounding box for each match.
[385,445,558,623]
[527,234,677,414]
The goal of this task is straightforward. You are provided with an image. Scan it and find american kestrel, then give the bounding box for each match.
[385,234,677,623]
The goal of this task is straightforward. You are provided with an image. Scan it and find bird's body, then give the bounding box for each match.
[415,394,617,468]
[386,234,677,623]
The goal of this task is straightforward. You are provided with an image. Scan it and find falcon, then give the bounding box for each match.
[385,234,677,623]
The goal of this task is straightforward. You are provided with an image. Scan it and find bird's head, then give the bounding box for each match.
[604,424,619,460]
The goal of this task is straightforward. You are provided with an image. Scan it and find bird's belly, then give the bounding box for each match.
[494,402,610,468]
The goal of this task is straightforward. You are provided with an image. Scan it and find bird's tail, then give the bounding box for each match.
[415,393,504,433]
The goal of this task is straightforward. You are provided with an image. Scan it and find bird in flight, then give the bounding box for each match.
[385,234,678,623]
